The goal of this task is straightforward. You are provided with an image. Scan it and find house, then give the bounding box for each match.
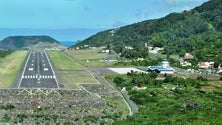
[180,60,192,67]
[218,68,222,73]
[198,62,214,69]
[217,65,222,73]
[148,46,164,54]
[133,86,147,90]
[184,53,194,59]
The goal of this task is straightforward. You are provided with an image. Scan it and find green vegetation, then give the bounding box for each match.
[61,74,99,89]
[0,51,28,88]
[103,94,129,117]
[0,50,13,58]
[110,71,222,124]
[0,35,64,50]
[0,104,15,110]
[83,116,99,124]
[17,114,27,122]
[64,49,119,67]
[1,114,10,122]
[48,51,84,70]
[48,51,98,89]
[73,0,222,62]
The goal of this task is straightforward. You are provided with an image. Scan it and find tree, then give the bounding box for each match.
[1,114,10,122]
[213,61,220,68]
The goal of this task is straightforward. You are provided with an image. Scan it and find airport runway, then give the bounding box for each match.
[17,51,60,88]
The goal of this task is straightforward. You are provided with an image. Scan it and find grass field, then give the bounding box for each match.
[61,74,99,89]
[64,49,119,67]
[0,51,28,88]
[208,80,222,87]
[104,94,130,117]
[48,51,98,89]
[65,49,110,60]
[48,51,84,70]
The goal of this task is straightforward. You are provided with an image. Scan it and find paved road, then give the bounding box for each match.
[17,51,60,88]
[121,89,138,116]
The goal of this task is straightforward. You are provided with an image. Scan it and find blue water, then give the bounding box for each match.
[59,41,77,47]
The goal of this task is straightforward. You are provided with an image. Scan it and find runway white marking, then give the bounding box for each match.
[45,51,60,88]
[18,52,32,88]
[18,51,59,88]
[22,75,55,79]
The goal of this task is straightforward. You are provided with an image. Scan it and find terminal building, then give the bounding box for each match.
[147,60,175,74]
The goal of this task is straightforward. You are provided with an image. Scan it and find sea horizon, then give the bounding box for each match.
[0,28,106,42]
[59,41,77,47]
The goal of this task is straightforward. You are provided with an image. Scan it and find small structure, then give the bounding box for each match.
[199,62,214,69]
[136,58,144,61]
[148,46,164,54]
[147,60,175,74]
[184,53,194,59]
[121,87,126,91]
[102,49,110,53]
[84,45,89,48]
[133,86,147,90]
[180,60,192,67]
[103,58,117,62]
[125,46,134,50]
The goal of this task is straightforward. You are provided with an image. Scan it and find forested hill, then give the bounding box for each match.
[73,0,222,61]
[0,36,66,50]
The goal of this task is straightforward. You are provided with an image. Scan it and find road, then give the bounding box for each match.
[121,88,138,116]
[16,51,60,88]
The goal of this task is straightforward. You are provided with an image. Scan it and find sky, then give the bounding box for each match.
[0,0,209,41]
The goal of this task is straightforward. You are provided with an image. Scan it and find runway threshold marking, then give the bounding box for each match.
[18,51,60,88]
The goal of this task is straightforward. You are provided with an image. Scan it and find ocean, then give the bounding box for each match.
[59,41,77,47]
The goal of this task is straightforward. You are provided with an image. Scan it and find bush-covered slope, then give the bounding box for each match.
[0,36,65,50]
[0,50,13,58]
[73,0,222,61]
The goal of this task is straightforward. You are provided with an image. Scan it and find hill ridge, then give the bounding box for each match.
[0,35,66,50]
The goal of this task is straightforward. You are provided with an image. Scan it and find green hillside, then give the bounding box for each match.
[0,50,13,58]
[73,0,222,62]
[0,36,65,50]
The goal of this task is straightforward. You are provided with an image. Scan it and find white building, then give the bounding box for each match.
[148,47,164,54]
[147,60,175,74]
